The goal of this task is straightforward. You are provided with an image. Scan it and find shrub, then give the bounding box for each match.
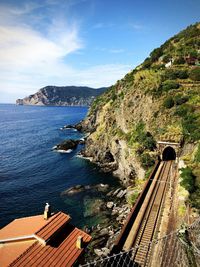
[174,95,189,105]
[150,47,163,62]
[145,166,154,179]
[189,67,200,81]
[189,49,198,58]
[161,80,180,91]
[142,57,152,69]
[189,189,200,209]
[152,64,165,70]
[173,57,185,65]
[174,104,200,141]
[163,69,178,80]
[176,70,189,79]
[135,122,156,150]
[174,105,193,117]
[128,191,140,205]
[180,167,196,193]
[128,122,156,151]
[124,71,134,84]
[163,69,188,80]
[162,54,171,63]
[142,132,157,150]
[140,153,155,169]
[163,97,174,108]
[182,113,200,141]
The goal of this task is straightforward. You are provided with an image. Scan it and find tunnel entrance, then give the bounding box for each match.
[162,146,176,160]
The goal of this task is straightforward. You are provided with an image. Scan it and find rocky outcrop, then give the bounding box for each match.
[61,183,109,196]
[84,195,131,262]
[52,139,85,153]
[16,86,107,106]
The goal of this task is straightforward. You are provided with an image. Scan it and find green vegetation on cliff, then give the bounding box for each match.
[84,23,200,206]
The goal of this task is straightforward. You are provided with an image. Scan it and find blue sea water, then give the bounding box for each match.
[0,104,119,229]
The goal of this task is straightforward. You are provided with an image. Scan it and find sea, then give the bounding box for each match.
[0,104,120,229]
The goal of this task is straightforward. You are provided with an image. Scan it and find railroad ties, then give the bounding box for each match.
[121,161,173,266]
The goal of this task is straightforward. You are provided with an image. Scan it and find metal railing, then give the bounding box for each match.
[81,217,200,267]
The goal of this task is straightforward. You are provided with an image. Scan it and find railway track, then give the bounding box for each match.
[132,161,172,266]
[112,160,173,267]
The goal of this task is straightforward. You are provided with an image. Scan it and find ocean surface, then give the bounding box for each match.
[0,104,119,228]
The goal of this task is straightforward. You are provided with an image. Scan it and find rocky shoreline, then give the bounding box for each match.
[56,122,131,262]
[61,183,130,262]
[84,187,130,262]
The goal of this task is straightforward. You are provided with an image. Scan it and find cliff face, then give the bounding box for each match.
[82,23,200,186]
[16,86,107,106]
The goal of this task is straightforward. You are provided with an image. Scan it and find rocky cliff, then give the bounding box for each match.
[16,86,107,106]
[81,22,200,196]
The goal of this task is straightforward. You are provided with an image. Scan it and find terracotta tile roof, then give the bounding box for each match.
[0,240,36,267]
[9,225,92,267]
[35,211,70,243]
[0,215,47,241]
[0,212,70,243]
[0,211,91,267]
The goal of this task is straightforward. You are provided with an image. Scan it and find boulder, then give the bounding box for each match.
[101,247,110,256]
[116,189,127,198]
[107,202,114,209]
[95,183,109,192]
[56,139,79,151]
[61,183,110,196]
[99,228,109,237]
[61,185,85,195]
[112,188,121,196]
[106,190,114,197]
[94,249,104,257]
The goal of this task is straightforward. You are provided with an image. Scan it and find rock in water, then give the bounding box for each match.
[56,139,79,151]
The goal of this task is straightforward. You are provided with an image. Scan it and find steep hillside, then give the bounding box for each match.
[16,86,107,106]
[82,23,200,208]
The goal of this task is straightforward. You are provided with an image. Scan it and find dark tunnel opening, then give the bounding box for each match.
[162,146,176,161]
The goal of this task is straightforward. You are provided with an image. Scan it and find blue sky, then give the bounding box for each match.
[0,0,199,103]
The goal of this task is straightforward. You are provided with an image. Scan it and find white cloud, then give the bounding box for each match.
[70,64,132,87]
[0,25,81,69]
[0,2,131,103]
[0,3,83,102]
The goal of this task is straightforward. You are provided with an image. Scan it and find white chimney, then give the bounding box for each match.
[76,236,83,249]
[44,203,51,220]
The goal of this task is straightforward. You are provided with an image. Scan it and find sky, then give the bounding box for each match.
[0,0,199,103]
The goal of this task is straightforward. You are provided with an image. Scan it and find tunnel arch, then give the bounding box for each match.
[162,146,176,160]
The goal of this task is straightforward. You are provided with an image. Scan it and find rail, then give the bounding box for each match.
[111,160,160,254]
[111,160,173,266]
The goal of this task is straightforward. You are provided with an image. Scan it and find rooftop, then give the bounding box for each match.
[0,211,91,267]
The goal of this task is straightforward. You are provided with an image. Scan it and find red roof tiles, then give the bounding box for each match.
[35,211,70,243]
[0,211,91,267]
[0,215,49,241]
[10,226,91,267]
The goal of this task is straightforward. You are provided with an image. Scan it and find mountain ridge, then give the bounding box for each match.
[16,86,108,106]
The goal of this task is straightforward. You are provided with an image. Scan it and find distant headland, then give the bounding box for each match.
[16,86,108,106]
